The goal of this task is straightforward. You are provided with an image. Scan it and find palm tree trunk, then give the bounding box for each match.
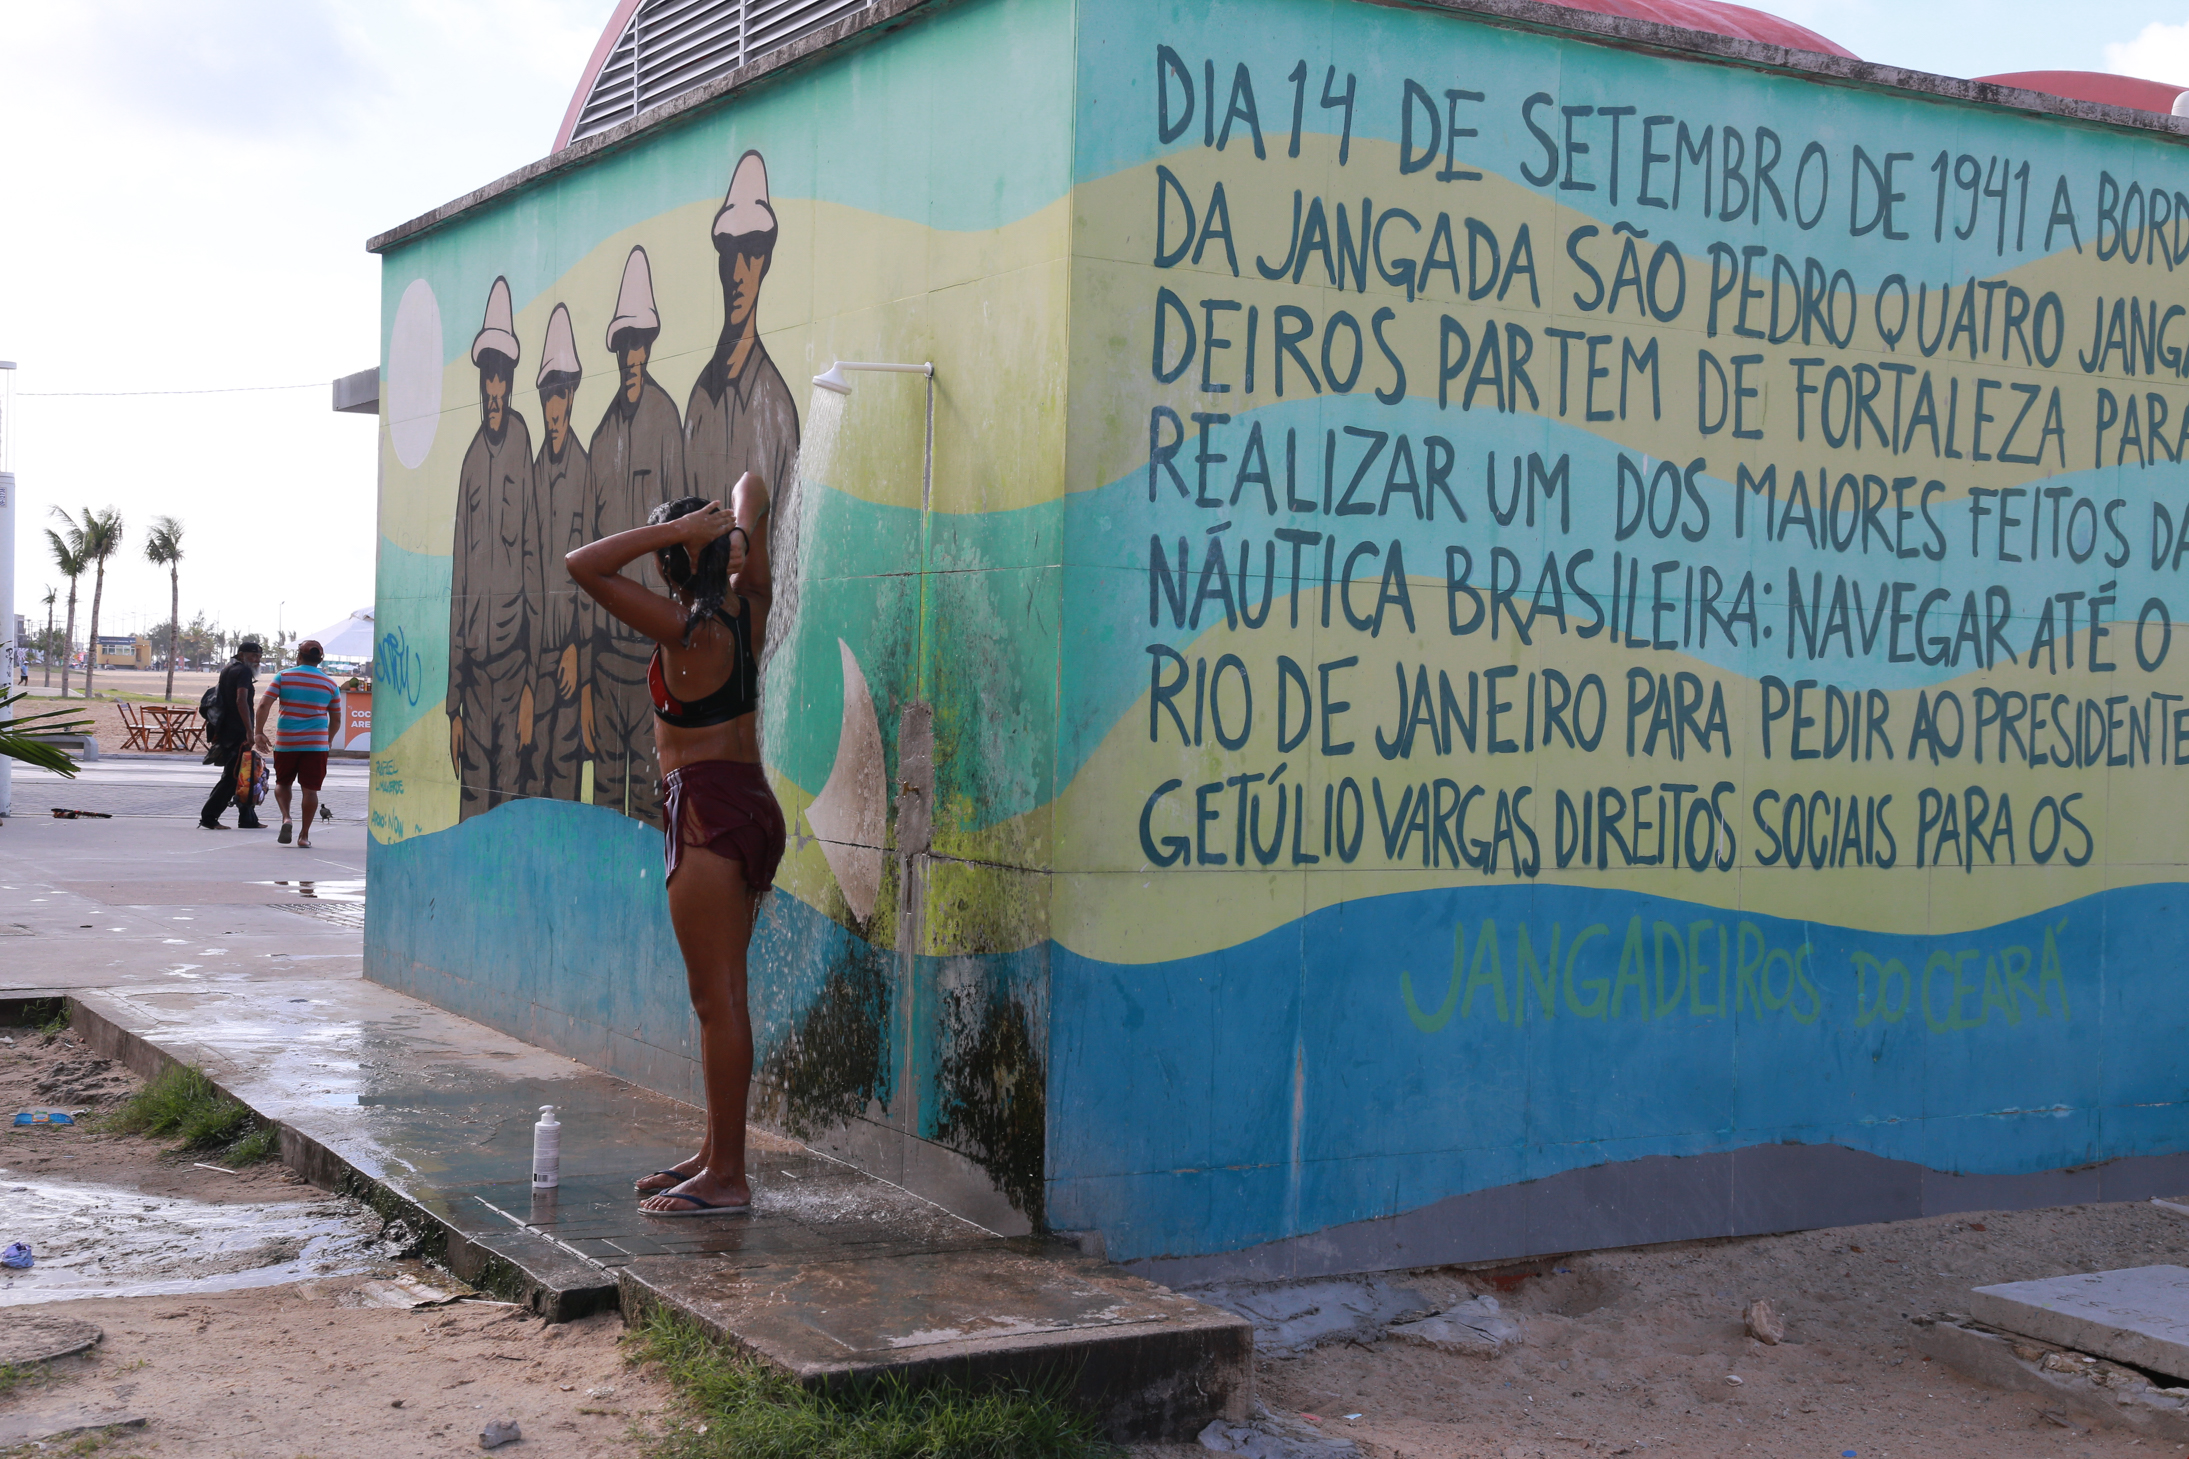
[43,604,53,687]
[60,586,77,699]
[85,563,105,702]
[166,566,179,701]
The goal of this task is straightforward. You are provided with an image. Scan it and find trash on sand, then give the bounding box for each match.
[1387,1294,1523,1357]
[2,1243,33,1269]
[12,1111,73,1126]
[49,808,113,819]
[1745,1298,1786,1345]
[190,1163,238,1175]
[479,1418,522,1448]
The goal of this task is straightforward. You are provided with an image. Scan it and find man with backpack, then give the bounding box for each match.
[199,640,266,830]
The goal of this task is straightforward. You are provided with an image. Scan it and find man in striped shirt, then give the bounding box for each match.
[253,640,342,847]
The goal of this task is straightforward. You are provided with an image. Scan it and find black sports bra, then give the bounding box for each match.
[649,600,758,727]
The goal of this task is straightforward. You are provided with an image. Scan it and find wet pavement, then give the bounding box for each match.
[0,802,367,993]
[5,753,370,822]
[4,796,1250,1438]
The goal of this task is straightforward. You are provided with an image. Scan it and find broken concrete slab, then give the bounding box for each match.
[1190,1276,1436,1356]
[1199,1405,1361,1457]
[0,1407,146,1448]
[1913,1316,2189,1439]
[619,1244,1251,1441]
[0,1314,101,1364]
[1966,1265,2189,1385]
[1388,1295,1521,1357]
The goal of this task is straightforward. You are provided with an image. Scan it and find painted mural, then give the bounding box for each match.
[369,0,2189,1272]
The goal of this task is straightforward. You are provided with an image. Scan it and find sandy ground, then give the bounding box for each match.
[1,1022,672,1458]
[14,1023,2189,1457]
[1157,1202,2189,1459]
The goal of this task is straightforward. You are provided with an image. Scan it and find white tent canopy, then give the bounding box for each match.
[302,608,375,664]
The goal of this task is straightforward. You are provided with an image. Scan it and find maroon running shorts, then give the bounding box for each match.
[273,750,327,792]
[660,759,785,892]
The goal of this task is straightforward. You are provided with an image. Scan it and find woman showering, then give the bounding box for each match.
[566,473,784,1215]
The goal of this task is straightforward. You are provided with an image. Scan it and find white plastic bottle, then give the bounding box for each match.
[531,1105,561,1190]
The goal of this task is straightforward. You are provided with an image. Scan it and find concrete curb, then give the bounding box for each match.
[61,990,621,1323]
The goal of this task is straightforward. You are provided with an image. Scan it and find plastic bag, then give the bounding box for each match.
[0,1242,32,1269]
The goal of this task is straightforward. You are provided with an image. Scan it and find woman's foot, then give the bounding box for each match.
[296,832,312,848]
[634,1158,704,1194]
[638,1170,750,1215]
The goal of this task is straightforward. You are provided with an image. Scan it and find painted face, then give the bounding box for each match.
[620,342,649,404]
[728,247,768,332]
[483,372,509,433]
[543,390,571,454]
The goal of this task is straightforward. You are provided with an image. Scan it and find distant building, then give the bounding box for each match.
[93,635,151,670]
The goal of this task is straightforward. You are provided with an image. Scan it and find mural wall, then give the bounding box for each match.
[370,0,2189,1272]
[369,0,1073,1232]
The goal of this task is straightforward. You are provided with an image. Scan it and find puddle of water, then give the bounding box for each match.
[253,880,365,902]
[0,1176,387,1305]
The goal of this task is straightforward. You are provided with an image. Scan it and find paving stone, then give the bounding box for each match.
[1967,1265,2189,1384]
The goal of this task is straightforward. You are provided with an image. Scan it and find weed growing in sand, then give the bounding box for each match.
[100,1063,277,1164]
[625,1307,1115,1459]
[227,1122,280,1165]
[0,1360,45,1399]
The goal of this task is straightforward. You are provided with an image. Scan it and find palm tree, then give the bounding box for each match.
[39,587,56,687]
[0,690,91,776]
[53,507,123,701]
[45,529,85,698]
[144,516,185,701]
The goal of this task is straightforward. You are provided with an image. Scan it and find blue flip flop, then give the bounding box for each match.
[633,1169,692,1192]
[639,1190,751,1218]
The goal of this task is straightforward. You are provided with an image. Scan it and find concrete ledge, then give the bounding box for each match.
[64,990,619,1323]
[617,1244,1253,1441]
[1127,1141,2189,1287]
[1967,1267,2189,1386]
[1914,1316,2189,1438]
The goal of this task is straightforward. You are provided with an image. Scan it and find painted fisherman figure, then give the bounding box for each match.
[448,275,535,821]
[586,245,685,824]
[531,303,591,802]
[686,150,800,527]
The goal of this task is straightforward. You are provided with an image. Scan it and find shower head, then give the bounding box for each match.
[813,360,933,397]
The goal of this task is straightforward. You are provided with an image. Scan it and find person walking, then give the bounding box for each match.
[566,473,778,1216]
[253,638,342,847]
[199,640,265,830]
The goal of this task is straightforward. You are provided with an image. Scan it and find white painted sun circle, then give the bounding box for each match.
[387,278,444,470]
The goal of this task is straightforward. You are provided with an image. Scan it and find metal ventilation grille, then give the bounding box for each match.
[569,0,869,144]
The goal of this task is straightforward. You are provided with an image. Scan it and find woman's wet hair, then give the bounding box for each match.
[649,496,732,645]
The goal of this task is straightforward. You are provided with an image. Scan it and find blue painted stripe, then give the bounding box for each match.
[1046,877,2189,1260]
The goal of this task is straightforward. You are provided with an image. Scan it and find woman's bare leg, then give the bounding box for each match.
[640,841,755,1211]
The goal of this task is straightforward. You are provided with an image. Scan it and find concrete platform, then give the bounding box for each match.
[620,1244,1251,1440]
[61,977,1249,1436]
[3,794,1252,1438]
[1967,1266,2189,1385]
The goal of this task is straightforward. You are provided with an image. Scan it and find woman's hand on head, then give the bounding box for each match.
[674,501,737,548]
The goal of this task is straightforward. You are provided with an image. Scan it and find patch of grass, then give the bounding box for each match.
[0,1360,44,1399]
[625,1308,1115,1459]
[225,1122,280,1165]
[29,998,71,1037]
[99,1062,277,1163]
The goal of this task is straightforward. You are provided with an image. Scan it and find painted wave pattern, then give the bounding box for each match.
[1046,877,2189,1259]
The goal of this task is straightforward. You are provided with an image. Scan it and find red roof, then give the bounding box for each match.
[1976,70,2186,115]
[1537,0,1854,58]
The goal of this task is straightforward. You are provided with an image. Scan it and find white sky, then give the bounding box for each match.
[2,0,2185,645]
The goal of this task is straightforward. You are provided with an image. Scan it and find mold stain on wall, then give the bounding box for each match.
[755,934,894,1139]
[931,975,1048,1228]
